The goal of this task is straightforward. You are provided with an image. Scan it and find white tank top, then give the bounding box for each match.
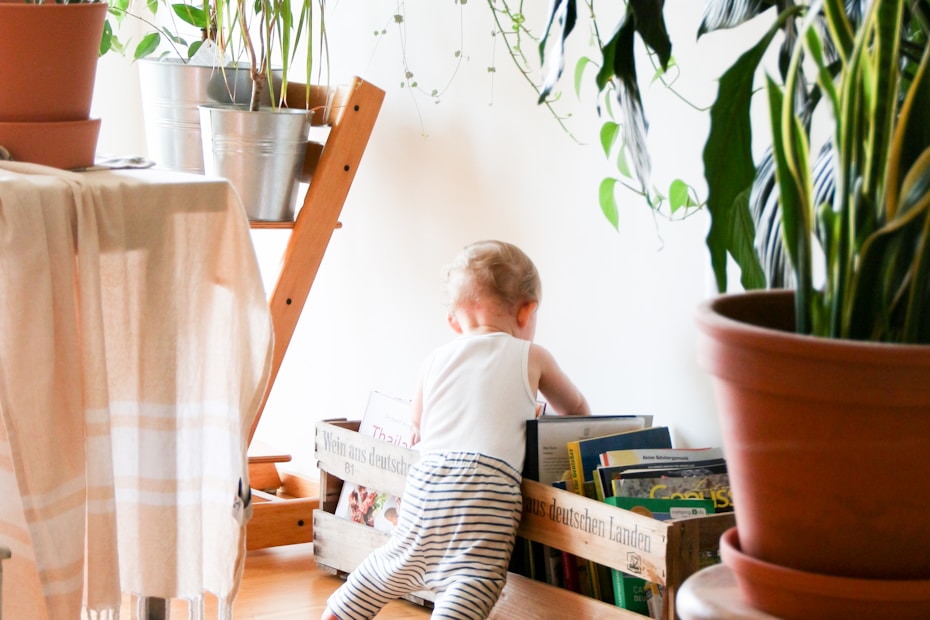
[416,332,537,472]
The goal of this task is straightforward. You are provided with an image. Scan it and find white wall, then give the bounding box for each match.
[92,1,758,478]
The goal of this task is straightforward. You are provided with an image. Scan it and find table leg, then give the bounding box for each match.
[142,597,167,620]
[0,546,9,620]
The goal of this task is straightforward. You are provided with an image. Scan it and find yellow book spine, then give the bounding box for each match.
[566,440,584,497]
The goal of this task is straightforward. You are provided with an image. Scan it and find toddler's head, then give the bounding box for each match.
[443,240,541,314]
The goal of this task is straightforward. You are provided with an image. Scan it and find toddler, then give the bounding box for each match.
[322,240,590,620]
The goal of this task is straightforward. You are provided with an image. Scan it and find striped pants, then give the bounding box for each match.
[326,452,523,620]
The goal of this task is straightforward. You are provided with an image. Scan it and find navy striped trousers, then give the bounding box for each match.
[327,452,523,619]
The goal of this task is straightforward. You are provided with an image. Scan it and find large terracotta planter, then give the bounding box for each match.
[0,2,107,122]
[695,290,930,580]
[0,2,106,168]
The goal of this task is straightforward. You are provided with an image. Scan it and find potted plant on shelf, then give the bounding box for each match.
[195,0,324,221]
[0,0,108,168]
[538,0,930,616]
[104,0,323,220]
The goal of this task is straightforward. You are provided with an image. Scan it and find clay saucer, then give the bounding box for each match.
[0,118,101,170]
[720,526,930,619]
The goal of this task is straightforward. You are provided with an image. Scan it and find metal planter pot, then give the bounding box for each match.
[199,105,312,222]
[139,59,283,174]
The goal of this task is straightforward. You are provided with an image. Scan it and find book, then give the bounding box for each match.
[559,424,668,605]
[605,496,716,617]
[566,426,672,501]
[522,414,653,598]
[611,467,733,513]
[333,391,414,533]
[600,446,724,468]
[524,414,654,486]
[593,457,727,502]
[618,460,728,479]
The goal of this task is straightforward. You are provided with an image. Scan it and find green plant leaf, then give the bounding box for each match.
[822,0,855,63]
[99,20,113,56]
[600,122,620,158]
[599,178,620,230]
[574,56,594,98]
[886,32,930,219]
[698,0,771,37]
[134,32,161,60]
[898,149,930,341]
[597,15,652,195]
[768,74,813,332]
[171,3,208,28]
[629,0,671,69]
[615,144,631,178]
[651,56,676,84]
[668,179,690,213]
[188,39,203,59]
[703,15,790,292]
[538,0,577,102]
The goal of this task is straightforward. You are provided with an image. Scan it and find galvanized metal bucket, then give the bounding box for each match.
[199,105,312,222]
[138,59,283,174]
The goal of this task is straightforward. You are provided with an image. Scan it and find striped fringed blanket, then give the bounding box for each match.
[0,162,274,619]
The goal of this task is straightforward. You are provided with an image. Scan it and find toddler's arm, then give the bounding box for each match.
[529,344,590,416]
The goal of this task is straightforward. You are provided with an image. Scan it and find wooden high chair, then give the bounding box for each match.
[245,77,385,549]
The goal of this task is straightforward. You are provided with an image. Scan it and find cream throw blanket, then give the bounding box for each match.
[0,162,274,619]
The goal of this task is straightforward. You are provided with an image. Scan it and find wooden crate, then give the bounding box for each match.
[313,420,735,620]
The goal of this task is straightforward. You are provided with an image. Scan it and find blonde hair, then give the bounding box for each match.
[443,240,541,311]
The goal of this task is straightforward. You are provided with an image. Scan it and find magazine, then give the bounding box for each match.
[333,391,414,533]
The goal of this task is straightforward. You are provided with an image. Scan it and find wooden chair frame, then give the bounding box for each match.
[245,77,385,550]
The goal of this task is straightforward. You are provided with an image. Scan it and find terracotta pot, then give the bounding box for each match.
[0,2,107,122]
[0,119,101,170]
[696,290,930,580]
[719,527,930,619]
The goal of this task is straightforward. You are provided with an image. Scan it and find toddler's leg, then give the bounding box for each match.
[430,576,506,620]
[326,550,424,620]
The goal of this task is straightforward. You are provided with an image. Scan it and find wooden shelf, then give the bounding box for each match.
[249,220,343,230]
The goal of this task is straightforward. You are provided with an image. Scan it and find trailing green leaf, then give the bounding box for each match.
[574,56,595,98]
[668,179,694,213]
[600,122,620,158]
[599,178,621,230]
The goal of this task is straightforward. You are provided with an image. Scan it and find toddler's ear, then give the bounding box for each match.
[516,301,538,328]
[447,312,463,334]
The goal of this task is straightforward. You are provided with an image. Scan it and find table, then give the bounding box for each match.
[0,162,273,620]
[677,563,781,620]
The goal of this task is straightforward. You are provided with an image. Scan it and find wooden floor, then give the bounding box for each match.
[119,543,431,619]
